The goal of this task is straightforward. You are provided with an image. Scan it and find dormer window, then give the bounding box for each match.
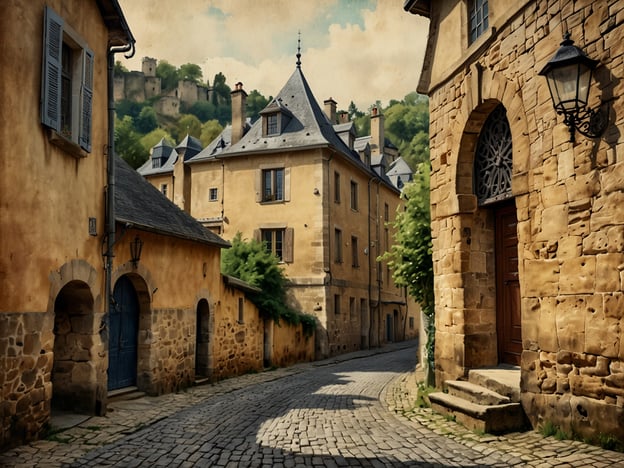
[267,114,279,135]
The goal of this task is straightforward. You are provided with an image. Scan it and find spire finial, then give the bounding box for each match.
[296,31,302,68]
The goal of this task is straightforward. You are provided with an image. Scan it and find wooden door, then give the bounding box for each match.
[495,202,522,365]
[108,276,139,390]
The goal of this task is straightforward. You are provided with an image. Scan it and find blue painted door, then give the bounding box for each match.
[108,276,139,390]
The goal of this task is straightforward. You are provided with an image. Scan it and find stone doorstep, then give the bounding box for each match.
[107,386,146,403]
[468,365,521,403]
[429,392,526,434]
[444,380,511,406]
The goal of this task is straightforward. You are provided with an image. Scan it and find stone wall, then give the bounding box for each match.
[271,321,315,367]
[0,313,53,449]
[211,286,264,380]
[422,0,624,442]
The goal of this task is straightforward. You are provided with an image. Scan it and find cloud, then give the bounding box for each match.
[118,0,428,110]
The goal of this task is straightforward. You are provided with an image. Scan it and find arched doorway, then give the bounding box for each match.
[473,104,521,365]
[52,280,96,413]
[195,299,210,378]
[108,275,139,390]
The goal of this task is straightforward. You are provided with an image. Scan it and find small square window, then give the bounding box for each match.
[209,187,218,201]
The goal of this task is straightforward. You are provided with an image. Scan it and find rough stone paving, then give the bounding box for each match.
[1,342,623,467]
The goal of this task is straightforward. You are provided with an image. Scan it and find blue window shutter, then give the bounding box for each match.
[79,47,94,152]
[41,6,63,130]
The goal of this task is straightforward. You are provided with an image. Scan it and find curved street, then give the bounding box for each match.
[2,342,624,467]
[68,344,508,467]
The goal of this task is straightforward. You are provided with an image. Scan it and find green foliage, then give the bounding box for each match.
[114,60,128,76]
[379,163,434,380]
[384,93,430,169]
[156,60,178,91]
[115,116,148,168]
[115,99,145,120]
[188,100,217,122]
[134,106,158,134]
[178,63,203,83]
[174,114,202,141]
[247,90,270,122]
[200,119,223,147]
[221,233,316,335]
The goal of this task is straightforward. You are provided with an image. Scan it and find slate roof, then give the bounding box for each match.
[219,67,357,160]
[115,155,230,247]
[386,157,414,189]
[137,137,176,176]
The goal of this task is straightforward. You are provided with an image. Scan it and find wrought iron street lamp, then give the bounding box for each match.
[538,32,607,142]
[130,236,143,268]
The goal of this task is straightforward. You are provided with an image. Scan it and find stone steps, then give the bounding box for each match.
[428,365,527,434]
[107,386,146,403]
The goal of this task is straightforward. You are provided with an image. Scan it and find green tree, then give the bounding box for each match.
[114,60,128,76]
[115,99,144,120]
[134,106,158,134]
[115,116,148,169]
[200,119,223,147]
[188,100,217,122]
[178,63,203,83]
[221,233,316,334]
[174,114,202,141]
[379,163,434,384]
[246,89,270,122]
[156,60,178,91]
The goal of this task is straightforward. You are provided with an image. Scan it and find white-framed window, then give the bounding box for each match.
[262,168,284,202]
[468,0,489,44]
[209,187,218,201]
[41,6,94,154]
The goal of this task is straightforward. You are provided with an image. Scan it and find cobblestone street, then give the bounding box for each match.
[2,342,624,467]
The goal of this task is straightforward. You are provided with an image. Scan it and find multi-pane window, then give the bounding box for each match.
[334,171,341,203]
[350,181,359,211]
[262,168,284,202]
[351,236,359,268]
[334,228,343,263]
[41,6,93,152]
[262,229,285,260]
[267,114,279,135]
[469,0,489,44]
[209,187,218,201]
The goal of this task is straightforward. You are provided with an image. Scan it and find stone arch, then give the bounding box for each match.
[193,289,216,380]
[49,260,104,415]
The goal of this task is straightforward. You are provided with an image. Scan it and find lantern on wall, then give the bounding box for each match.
[130,236,143,268]
[538,32,608,142]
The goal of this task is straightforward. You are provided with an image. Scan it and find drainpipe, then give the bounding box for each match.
[105,42,134,337]
[367,176,381,348]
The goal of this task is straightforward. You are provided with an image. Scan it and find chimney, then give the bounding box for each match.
[324,97,337,124]
[338,111,349,124]
[231,82,247,145]
[370,106,384,157]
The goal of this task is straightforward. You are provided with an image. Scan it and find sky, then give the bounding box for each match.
[117,0,429,110]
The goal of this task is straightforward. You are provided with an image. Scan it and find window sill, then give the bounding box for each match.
[48,129,88,159]
[260,199,285,205]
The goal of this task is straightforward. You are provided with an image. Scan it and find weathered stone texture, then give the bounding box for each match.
[427,0,624,443]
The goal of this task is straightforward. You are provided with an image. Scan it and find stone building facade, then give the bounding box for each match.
[0,1,313,451]
[406,0,624,443]
[139,65,420,360]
